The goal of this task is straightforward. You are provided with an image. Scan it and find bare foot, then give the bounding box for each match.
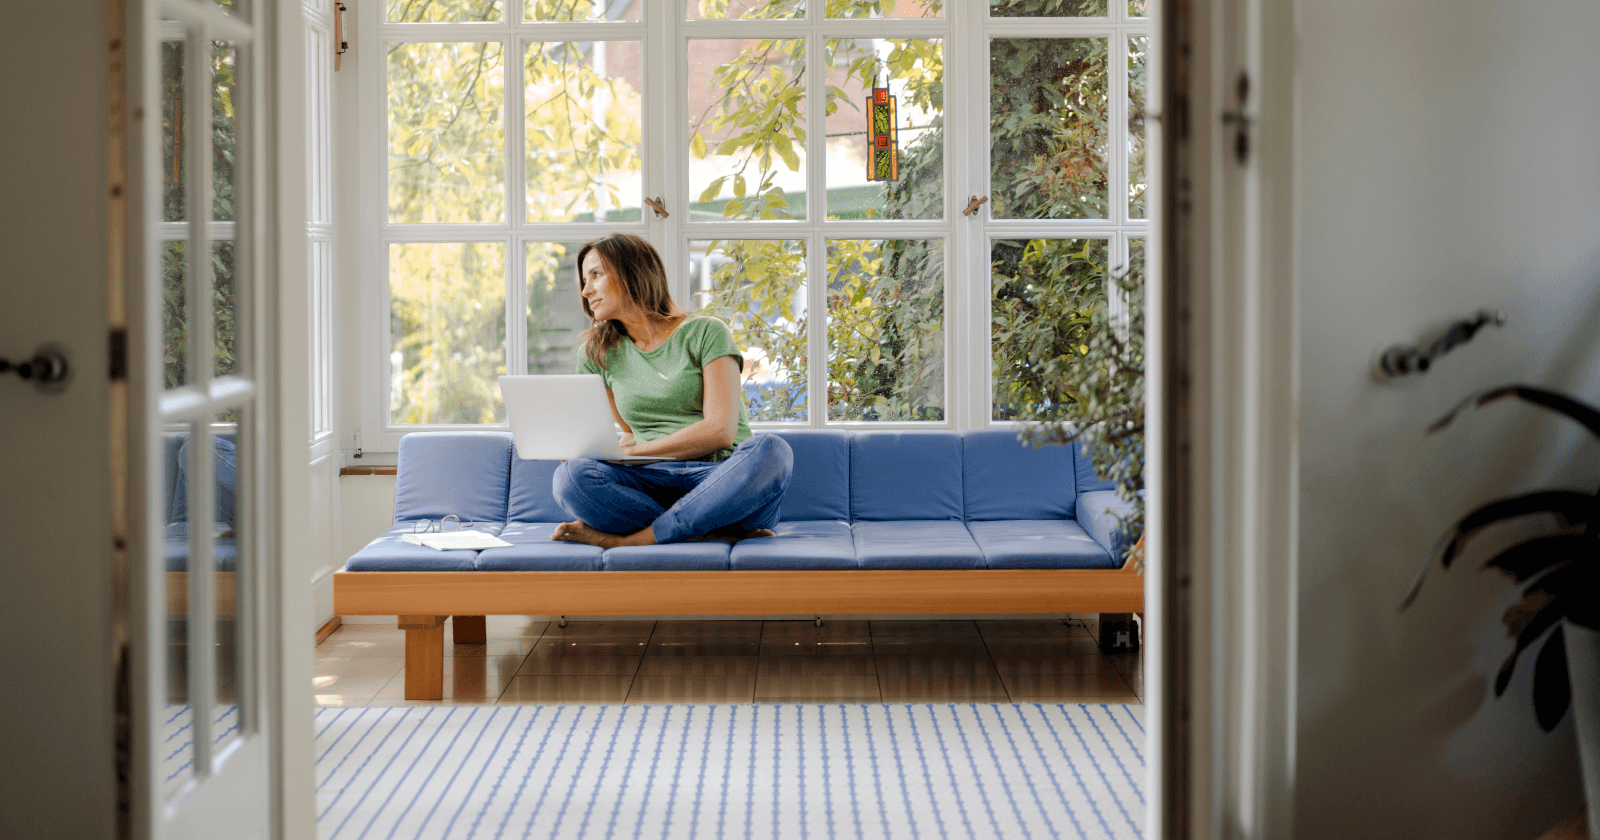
[551,521,656,549]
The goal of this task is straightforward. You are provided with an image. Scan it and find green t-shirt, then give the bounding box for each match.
[578,314,752,459]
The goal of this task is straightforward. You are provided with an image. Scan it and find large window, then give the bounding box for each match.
[362,0,1150,441]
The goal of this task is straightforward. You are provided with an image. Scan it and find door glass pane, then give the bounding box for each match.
[526,241,589,374]
[390,242,508,424]
[687,0,803,20]
[388,0,503,22]
[161,33,187,223]
[1129,0,1148,16]
[213,240,238,378]
[212,43,238,222]
[990,0,1108,16]
[1128,36,1148,219]
[162,241,191,388]
[527,0,640,20]
[827,238,943,421]
[824,38,943,221]
[524,41,643,223]
[687,39,806,221]
[691,239,808,422]
[388,42,506,223]
[160,424,194,801]
[211,417,242,750]
[990,37,1108,220]
[828,0,943,18]
[991,237,1108,420]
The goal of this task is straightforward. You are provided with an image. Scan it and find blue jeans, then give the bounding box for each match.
[550,434,793,543]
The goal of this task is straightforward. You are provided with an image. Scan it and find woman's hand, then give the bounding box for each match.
[619,432,638,455]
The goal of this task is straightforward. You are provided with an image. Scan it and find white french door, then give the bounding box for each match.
[131,0,277,836]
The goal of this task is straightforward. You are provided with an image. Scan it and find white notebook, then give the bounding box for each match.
[401,531,513,551]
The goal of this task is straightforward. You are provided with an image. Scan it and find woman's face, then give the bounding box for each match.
[579,250,627,322]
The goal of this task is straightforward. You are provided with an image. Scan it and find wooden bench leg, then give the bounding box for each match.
[398,615,445,700]
[452,615,487,644]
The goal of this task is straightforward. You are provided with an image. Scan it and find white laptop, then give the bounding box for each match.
[499,374,671,462]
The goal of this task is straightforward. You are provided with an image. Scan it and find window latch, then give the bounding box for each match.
[962,195,989,216]
[1220,71,1251,163]
[334,2,349,72]
[644,196,669,218]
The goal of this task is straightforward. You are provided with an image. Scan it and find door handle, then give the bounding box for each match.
[1,344,71,389]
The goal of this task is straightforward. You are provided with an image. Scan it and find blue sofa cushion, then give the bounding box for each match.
[766,430,850,522]
[394,432,513,525]
[506,457,568,523]
[602,541,730,571]
[961,429,1078,521]
[1078,489,1138,559]
[161,523,238,572]
[161,432,187,525]
[967,519,1113,570]
[345,521,502,571]
[172,433,237,528]
[730,520,858,570]
[849,433,963,521]
[476,522,603,571]
[1075,441,1118,495]
[852,520,985,569]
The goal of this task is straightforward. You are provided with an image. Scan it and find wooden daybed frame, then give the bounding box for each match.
[333,564,1144,700]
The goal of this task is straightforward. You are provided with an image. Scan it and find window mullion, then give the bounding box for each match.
[507,32,526,375]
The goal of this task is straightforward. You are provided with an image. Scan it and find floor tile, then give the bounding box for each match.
[757,656,877,679]
[869,619,981,639]
[626,675,756,704]
[518,654,643,677]
[373,655,525,702]
[313,673,399,707]
[317,635,407,658]
[755,673,882,703]
[761,620,870,643]
[758,638,875,657]
[981,636,1104,657]
[990,653,1122,676]
[482,616,549,637]
[877,672,1011,703]
[645,639,761,657]
[976,619,1077,638]
[315,657,406,682]
[446,638,540,658]
[999,671,1138,702]
[650,620,763,641]
[871,638,990,656]
[531,637,652,657]
[635,655,758,676]
[874,654,999,678]
[540,620,655,640]
[496,675,633,704]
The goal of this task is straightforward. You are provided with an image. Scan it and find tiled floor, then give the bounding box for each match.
[315,617,1143,706]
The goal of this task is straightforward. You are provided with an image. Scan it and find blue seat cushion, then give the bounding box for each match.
[967,520,1114,570]
[172,433,237,529]
[394,432,513,525]
[505,457,568,523]
[161,522,237,572]
[476,522,603,571]
[765,430,850,522]
[344,522,499,571]
[730,520,857,570]
[849,432,963,521]
[1078,489,1138,558]
[852,520,985,570]
[602,541,730,571]
[961,429,1078,521]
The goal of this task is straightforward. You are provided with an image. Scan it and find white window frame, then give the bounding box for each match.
[354,1,1151,453]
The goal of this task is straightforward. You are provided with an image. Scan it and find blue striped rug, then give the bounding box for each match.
[315,704,1145,840]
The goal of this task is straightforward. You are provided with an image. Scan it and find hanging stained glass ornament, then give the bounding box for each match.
[866,78,899,182]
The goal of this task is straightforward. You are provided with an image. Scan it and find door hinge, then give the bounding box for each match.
[110,328,128,380]
[1220,71,1251,164]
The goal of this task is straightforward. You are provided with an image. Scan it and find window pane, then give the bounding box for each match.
[388,0,503,23]
[525,241,589,374]
[828,0,943,18]
[525,41,643,223]
[388,42,506,224]
[211,416,242,752]
[160,422,193,802]
[990,38,1108,220]
[691,239,808,422]
[1129,0,1148,16]
[212,43,238,222]
[390,242,507,424]
[688,39,807,221]
[990,0,1108,16]
[163,241,190,388]
[824,38,943,221]
[991,237,1107,421]
[687,0,803,20]
[827,239,943,421]
[1129,36,1147,219]
[213,240,238,378]
[527,0,640,20]
[162,35,186,223]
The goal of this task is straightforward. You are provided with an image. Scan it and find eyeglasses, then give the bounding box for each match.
[413,514,473,534]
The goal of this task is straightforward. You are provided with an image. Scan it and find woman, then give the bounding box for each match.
[550,233,793,549]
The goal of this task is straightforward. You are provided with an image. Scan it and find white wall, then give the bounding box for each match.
[1293,0,1600,836]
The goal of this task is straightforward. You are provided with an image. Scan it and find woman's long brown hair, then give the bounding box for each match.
[575,233,682,371]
